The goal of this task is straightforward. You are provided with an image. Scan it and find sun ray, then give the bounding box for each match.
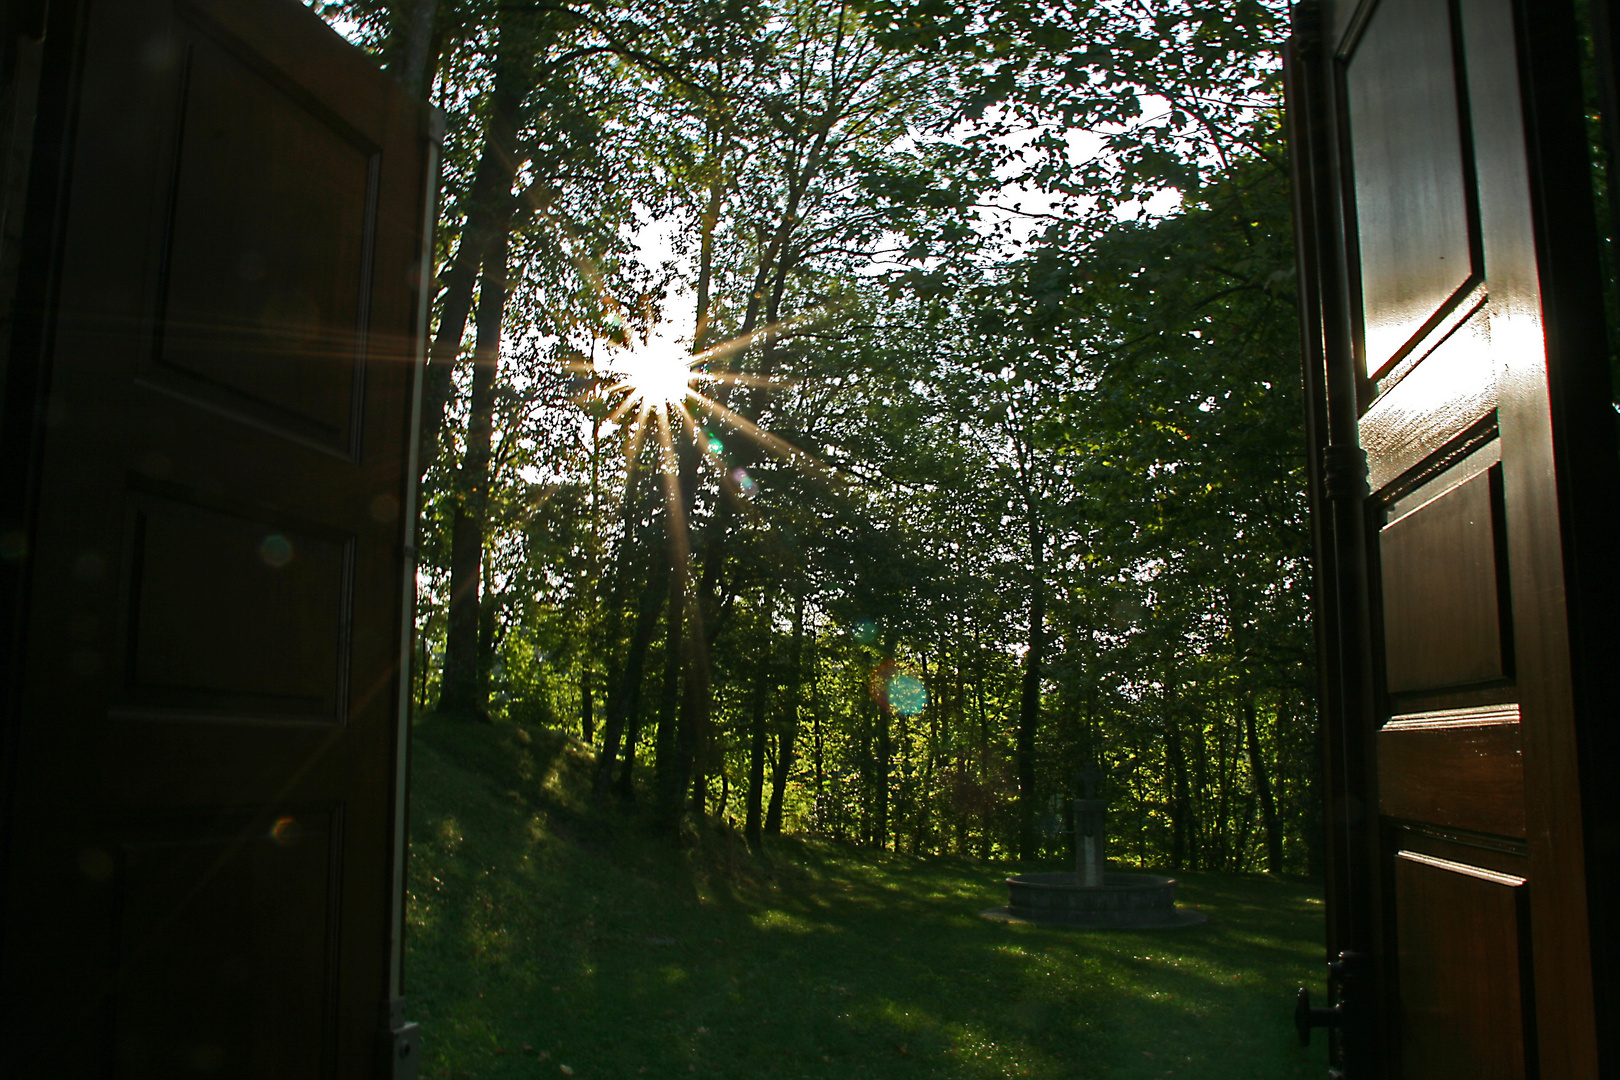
[675,406,763,511]
[686,393,841,488]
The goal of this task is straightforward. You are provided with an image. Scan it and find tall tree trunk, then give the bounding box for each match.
[765,601,805,835]
[875,690,890,851]
[654,417,706,832]
[811,666,826,833]
[590,453,657,795]
[653,569,682,808]
[438,227,509,722]
[1016,515,1046,859]
[417,29,529,479]
[670,437,710,826]
[1164,678,1191,870]
[385,0,440,100]
[613,693,642,800]
[1188,703,1209,869]
[593,541,665,799]
[744,615,771,846]
[1246,689,1286,872]
[477,556,498,701]
[579,669,594,744]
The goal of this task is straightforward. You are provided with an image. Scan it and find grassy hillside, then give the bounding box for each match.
[404,718,1327,1079]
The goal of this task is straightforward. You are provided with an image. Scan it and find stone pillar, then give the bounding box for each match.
[1074,798,1105,885]
[1073,766,1105,886]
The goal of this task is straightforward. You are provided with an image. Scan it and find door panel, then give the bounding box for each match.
[152,14,377,454]
[1378,464,1509,693]
[1357,302,1494,490]
[1377,707,1524,837]
[109,807,342,1079]
[1345,0,1480,378]
[1289,0,1619,1074]
[0,0,432,1074]
[1392,851,1529,1080]
[119,489,354,722]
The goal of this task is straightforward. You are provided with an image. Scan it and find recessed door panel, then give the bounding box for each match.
[151,17,377,454]
[1393,851,1530,1079]
[110,809,341,1079]
[1379,464,1509,693]
[1359,301,1494,492]
[1378,707,1524,836]
[1345,0,1480,377]
[119,493,353,722]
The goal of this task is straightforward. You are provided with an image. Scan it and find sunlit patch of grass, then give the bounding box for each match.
[405,716,1328,1079]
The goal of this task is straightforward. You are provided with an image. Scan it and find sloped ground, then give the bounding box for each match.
[405,718,1327,1079]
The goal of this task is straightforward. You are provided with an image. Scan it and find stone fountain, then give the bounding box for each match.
[982,767,1206,929]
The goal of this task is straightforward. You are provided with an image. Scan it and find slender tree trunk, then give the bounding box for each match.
[477,557,498,701]
[417,32,529,479]
[1247,689,1286,872]
[1164,678,1191,870]
[875,690,890,851]
[1016,520,1046,859]
[438,227,509,722]
[673,448,710,826]
[653,570,682,807]
[975,665,991,859]
[744,618,771,847]
[614,695,643,800]
[655,424,706,831]
[385,0,440,100]
[580,670,594,744]
[593,546,663,797]
[765,602,805,835]
[811,660,826,832]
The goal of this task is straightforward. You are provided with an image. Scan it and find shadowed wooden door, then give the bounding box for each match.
[0,0,433,1075]
[1288,0,1620,1076]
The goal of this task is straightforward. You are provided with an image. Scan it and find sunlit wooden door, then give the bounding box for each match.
[1287,0,1620,1075]
[0,0,433,1074]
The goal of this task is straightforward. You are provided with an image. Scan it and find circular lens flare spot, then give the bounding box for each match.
[259,534,293,568]
[269,816,301,846]
[731,469,756,498]
[887,673,928,717]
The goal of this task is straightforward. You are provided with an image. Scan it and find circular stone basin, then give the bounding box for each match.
[992,871,1207,929]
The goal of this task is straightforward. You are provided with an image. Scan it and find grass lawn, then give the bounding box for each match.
[405,718,1328,1079]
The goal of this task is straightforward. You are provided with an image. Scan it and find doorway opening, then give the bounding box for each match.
[313,0,1328,1075]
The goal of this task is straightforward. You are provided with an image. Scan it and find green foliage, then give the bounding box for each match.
[317,0,1317,872]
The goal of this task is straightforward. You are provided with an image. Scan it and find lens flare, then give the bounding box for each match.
[259,534,293,568]
[887,673,928,717]
[269,816,300,846]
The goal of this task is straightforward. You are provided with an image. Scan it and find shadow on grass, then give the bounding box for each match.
[406,718,1327,1080]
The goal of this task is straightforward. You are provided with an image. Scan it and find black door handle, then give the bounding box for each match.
[1295,985,1341,1046]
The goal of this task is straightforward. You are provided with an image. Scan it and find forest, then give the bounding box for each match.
[319,0,1317,876]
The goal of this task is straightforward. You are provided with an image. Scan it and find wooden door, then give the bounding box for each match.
[1287,0,1620,1076]
[0,0,434,1075]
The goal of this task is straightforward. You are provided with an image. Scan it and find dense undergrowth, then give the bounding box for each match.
[405,717,1327,1079]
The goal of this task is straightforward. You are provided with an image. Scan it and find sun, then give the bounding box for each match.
[607,331,698,406]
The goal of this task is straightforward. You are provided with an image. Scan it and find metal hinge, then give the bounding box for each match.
[1322,445,1368,502]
